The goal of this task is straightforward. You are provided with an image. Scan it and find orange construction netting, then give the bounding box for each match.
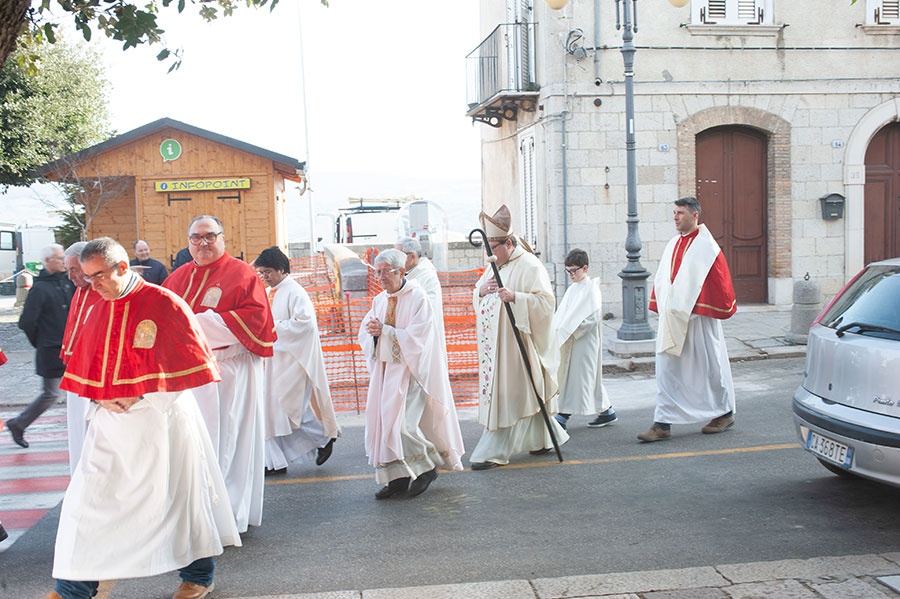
[289,255,485,412]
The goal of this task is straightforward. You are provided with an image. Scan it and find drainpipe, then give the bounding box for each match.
[594,0,602,84]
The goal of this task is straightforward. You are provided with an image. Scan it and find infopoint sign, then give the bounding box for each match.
[155,178,251,192]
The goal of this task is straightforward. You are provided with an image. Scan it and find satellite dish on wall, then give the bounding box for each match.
[667,0,690,7]
[545,0,570,9]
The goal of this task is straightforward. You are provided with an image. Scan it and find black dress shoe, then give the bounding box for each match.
[407,468,437,498]
[265,467,287,477]
[529,447,552,455]
[0,521,8,542]
[375,477,410,499]
[316,438,336,466]
[7,421,28,449]
[470,461,500,470]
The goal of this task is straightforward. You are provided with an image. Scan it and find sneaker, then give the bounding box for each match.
[554,413,569,431]
[587,410,618,428]
[637,425,671,443]
[701,415,735,434]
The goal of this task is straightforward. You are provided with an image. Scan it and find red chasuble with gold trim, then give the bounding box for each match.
[60,285,104,364]
[163,253,275,357]
[60,278,220,400]
[649,229,737,320]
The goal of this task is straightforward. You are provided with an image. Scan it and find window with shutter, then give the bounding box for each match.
[692,0,771,25]
[518,134,538,253]
[867,0,900,24]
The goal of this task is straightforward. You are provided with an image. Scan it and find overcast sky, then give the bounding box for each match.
[2,0,483,241]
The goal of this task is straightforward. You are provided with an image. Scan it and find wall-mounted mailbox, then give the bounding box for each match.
[820,193,845,220]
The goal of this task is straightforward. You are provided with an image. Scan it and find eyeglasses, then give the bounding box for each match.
[374,268,400,278]
[565,267,584,275]
[83,265,117,283]
[489,242,506,251]
[189,232,223,245]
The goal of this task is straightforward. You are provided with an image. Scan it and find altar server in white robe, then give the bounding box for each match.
[254,246,340,475]
[552,249,617,432]
[359,249,465,499]
[60,242,103,473]
[395,236,445,349]
[469,205,569,470]
[46,237,239,599]
[638,196,737,443]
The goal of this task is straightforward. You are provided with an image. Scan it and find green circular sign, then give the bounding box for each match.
[160,139,182,162]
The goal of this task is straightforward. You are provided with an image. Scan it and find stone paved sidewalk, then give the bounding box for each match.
[601,304,803,373]
[232,553,900,598]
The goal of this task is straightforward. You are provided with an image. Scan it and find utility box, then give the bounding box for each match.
[820,193,845,220]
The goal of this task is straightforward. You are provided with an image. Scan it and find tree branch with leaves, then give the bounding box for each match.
[2,0,328,72]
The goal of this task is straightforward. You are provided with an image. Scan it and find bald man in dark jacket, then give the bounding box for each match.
[7,244,74,448]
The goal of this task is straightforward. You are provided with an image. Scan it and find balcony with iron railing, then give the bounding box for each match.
[465,22,539,128]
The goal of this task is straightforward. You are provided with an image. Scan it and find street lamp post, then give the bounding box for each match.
[614,0,655,343]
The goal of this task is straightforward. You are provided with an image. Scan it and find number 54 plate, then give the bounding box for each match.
[806,430,854,468]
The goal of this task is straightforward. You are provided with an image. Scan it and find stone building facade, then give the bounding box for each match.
[467,0,900,316]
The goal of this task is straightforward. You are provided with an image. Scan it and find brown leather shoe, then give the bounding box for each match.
[637,425,671,442]
[702,415,735,434]
[41,593,63,599]
[172,581,214,599]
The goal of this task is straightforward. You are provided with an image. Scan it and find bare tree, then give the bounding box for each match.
[36,154,134,241]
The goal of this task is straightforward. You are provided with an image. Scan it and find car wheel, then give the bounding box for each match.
[817,458,858,479]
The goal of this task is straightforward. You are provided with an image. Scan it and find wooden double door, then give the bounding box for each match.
[865,123,900,264]
[143,180,247,267]
[696,126,768,304]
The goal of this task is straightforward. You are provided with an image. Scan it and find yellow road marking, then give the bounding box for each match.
[266,443,802,486]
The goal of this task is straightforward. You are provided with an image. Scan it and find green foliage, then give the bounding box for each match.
[15,0,326,72]
[0,38,111,187]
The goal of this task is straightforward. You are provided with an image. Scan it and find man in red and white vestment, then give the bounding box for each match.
[638,196,737,442]
[164,215,276,533]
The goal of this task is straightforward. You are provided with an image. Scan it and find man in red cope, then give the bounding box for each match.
[638,196,737,442]
[45,237,239,599]
[164,215,275,533]
[60,241,104,473]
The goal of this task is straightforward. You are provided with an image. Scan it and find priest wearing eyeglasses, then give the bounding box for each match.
[358,249,465,500]
[164,215,276,533]
[46,237,239,599]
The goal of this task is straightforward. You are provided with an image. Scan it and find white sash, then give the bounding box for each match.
[654,224,721,356]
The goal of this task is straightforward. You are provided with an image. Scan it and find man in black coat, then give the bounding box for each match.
[7,244,74,449]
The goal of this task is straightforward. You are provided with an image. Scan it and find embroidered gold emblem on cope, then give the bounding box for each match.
[200,286,222,308]
[133,319,158,349]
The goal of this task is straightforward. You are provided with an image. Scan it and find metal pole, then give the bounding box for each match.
[296,3,316,255]
[616,0,654,342]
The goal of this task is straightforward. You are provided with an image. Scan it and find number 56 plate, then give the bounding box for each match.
[806,430,854,468]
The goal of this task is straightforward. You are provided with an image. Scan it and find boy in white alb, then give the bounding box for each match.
[552,249,616,431]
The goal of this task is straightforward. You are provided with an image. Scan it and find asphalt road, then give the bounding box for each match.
[6,357,900,598]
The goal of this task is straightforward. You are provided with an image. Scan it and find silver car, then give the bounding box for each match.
[793,258,900,487]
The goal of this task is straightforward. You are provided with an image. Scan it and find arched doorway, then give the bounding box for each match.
[696,126,768,304]
[864,122,900,263]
